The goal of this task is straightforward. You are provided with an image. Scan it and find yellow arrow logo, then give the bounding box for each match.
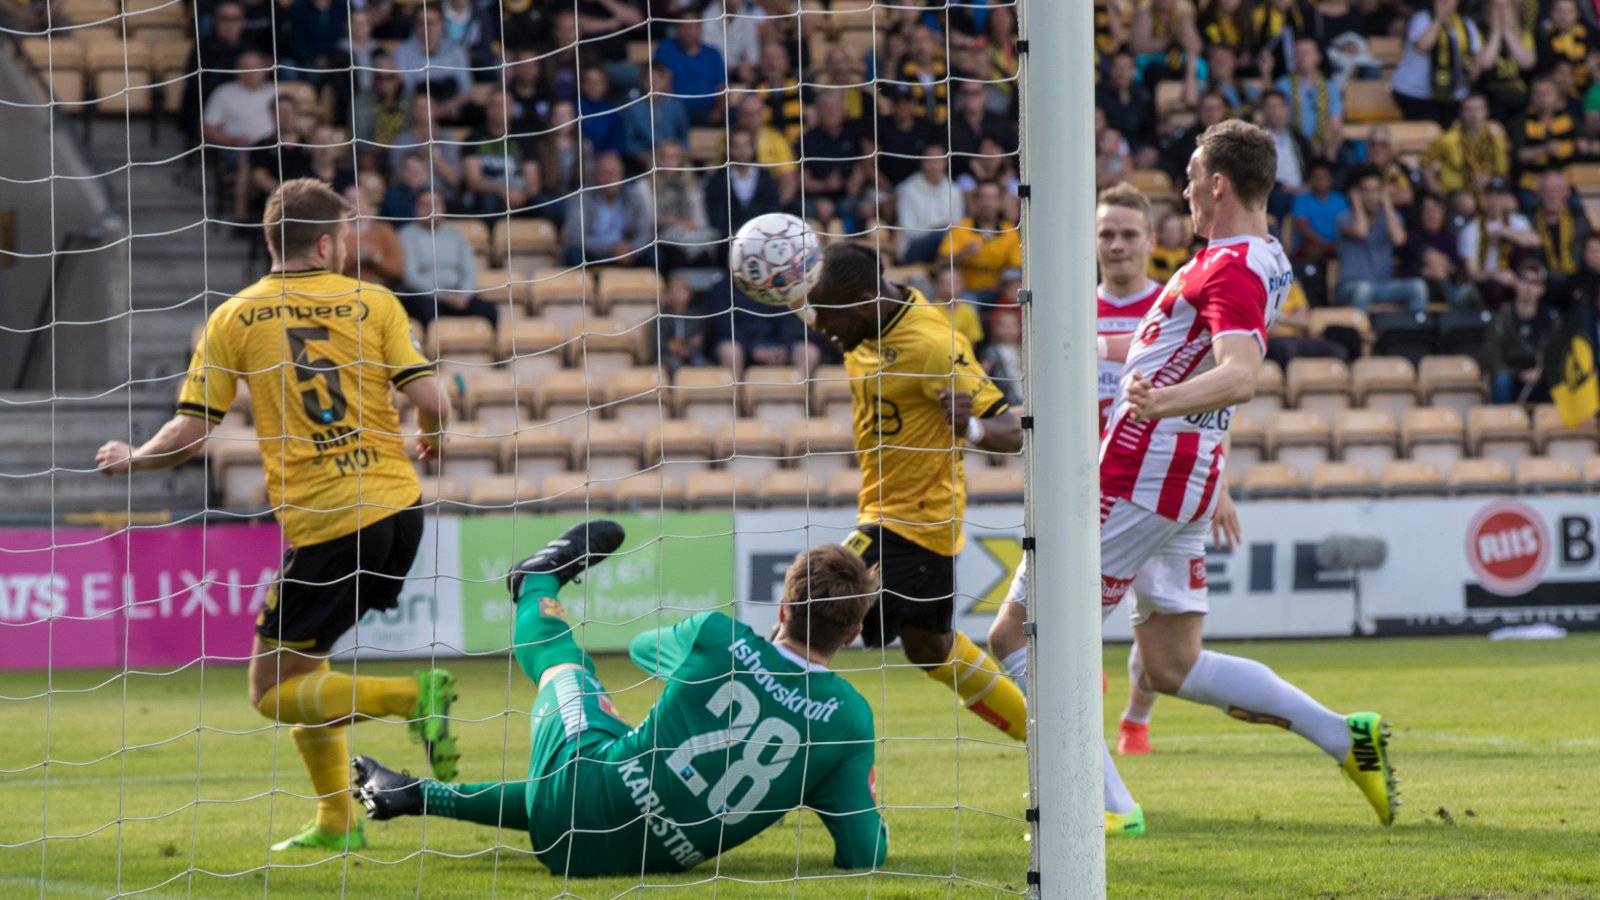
[967,535,1024,613]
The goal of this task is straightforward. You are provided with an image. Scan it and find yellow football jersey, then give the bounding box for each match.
[845,288,1009,557]
[177,270,432,547]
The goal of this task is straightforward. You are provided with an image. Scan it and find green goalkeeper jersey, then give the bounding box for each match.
[525,611,887,875]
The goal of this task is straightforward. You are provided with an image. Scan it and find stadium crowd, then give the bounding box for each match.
[10,0,1599,501]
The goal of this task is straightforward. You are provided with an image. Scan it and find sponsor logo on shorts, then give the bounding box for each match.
[1464,500,1549,597]
[1101,574,1133,607]
[1189,557,1206,590]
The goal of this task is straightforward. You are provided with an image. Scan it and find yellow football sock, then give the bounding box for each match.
[926,631,1029,741]
[256,662,417,724]
[291,725,358,835]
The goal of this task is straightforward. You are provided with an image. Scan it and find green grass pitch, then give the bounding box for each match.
[2,634,1597,898]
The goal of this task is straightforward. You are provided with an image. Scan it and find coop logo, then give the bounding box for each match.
[1465,500,1550,597]
[1138,321,1161,345]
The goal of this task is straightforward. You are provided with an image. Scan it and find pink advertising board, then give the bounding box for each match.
[0,524,285,670]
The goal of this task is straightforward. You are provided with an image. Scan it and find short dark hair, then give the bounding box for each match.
[1196,119,1277,209]
[1258,88,1288,107]
[779,544,877,654]
[1349,164,1383,187]
[809,242,881,307]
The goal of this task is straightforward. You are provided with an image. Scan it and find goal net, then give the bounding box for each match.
[0,0,1035,895]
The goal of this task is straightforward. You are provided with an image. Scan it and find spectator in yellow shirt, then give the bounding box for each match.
[938,181,1021,299]
[1421,94,1509,196]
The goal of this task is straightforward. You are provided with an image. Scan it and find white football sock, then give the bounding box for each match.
[1001,647,1028,696]
[1102,745,1136,815]
[1121,644,1156,725]
[1176,650,1351,760]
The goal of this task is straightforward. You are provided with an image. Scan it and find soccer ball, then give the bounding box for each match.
[730,213,822,307]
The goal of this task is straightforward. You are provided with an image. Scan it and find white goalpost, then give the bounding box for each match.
[1020,0,1106,894]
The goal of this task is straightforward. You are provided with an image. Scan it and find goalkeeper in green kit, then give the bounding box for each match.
[352,520,888,876]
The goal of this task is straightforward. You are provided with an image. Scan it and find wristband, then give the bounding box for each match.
[1097,335,1109,359]
[965,416,986,444]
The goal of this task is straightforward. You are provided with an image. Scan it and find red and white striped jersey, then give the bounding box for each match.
[1100,234,1292,522]
[1097,280,1163,431]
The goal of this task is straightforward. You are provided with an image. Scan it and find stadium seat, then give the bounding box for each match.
[1153,80,1188,121]
[825,467,863,506]
[540,471,609,509]
[1466,405,1533,464]
[1285,357,1351,418]
[568,318,646,377]
[603,366,669,428]
[1400,407,1465,465]
[152,40,192,113]
[1448,458,1513,494]
[1438,309,1494,363]
[497,318,567,380]
[1240,359,1285,420]
[809,363,854,418]
[683,470,755,508]
[1564,162,1600,193]
[1418,355,1486,419]
[1515,457,1584,494]
[1372,311,1439,364]
[1368,34,1403,65]
[756,469,823,508]
[529,267,595,327]
[687,127,725,164]
[444,218,492,261]
[716,419,786,478]
[1228,409,1265,471]
[644,419,715,476]
[465,474,539,510]
[1239,462,1308,497]
[1266,411,1330,467]
[434,426,503,481]
[496,218,559,269]
[1345,79,1402,122]
[426,317,496,363]
[1333,409,1398,467]
[501,420,572,484]
[598,267,662,319]
[786,418,857,473]
[1379,460,1447,496]
[1307,307,1373,348]
[61,0,115,22]
[968,466,1026,503]
[569,420,642,480]
[1351,356,1417,418]
[1384,120,1443,156]
[1129,169,1179,204]
[532,369,593,420]
[416,475,467,510]
[742,365,809,428]
[610,470,684,508]
[1532,403,1600,462]
[460,369,527,431]
[669,366,739,425]
[1585,456,1600,490]
[275,80,326,124]
[1310,462,1378,497]
[474,268,517,307]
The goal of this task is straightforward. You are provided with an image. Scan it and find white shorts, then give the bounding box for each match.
[1005,495,1209,627]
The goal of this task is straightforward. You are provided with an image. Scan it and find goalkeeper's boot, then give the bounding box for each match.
[1339,712,1400,826]
[409,668,459,781]
[1117,720,1151,756]
[1105,805,1145,837]
[352,755,424,822]
[507,519,627,600]
[271,818,367,852]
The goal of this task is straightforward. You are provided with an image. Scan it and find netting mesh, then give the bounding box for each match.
[0,0,1030,895]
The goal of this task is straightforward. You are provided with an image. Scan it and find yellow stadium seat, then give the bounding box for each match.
[465,474,539,510]
[1351,356,1417,417]
[741,365,810,428]
[684,470,755,508]
[611,470,684,508]
[425,317,496,363]
[569,318,646,378]
[1310,462,1378,497]
[715,419,786,480]
[824,468,863,506]
[1448,458,1512,494]
[1333,409,1398,468]
[528,267,594,324]
[1418,355,1486,419]
[968,466,1026,503]
[809,363,854,418]
[569,420,642,480]
[756,469,825,508]
[540,471,609,509]
[532,369,592,420]
[1267,411,1330,468]
[1515,457,1583,493]
[670,366,739,424]
[603,366,669,429]
[1400,407,1465,466]
[645,419,715,476]
[1228,409,1265,471]
[598,267,661,314]
[786,418,857,474]
[1585,456,1600,490]
[1240,359,1285,420]
[1532,403,1599,462]
[434,425,503,482]
[1380,460,1446,496]
[498,218,559,269]
[1307,307,1373,346]
[497,317,567,378]
[1466,405,1533,465]
[1286,357,1351,418]
[1240,462,1308,496]
[1345,79,1402,122]
[1129,169,1179,204]
[501,420,571,484]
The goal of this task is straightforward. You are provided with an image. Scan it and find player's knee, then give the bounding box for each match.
[901,629,953,667]
[1141,656,1192,696]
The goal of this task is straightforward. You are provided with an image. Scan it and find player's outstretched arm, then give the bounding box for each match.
[400,374,450,465]
[1127,333,1263,422]
[96,414,213,476]
[809,748,889,870]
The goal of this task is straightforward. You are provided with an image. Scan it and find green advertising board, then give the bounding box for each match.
[458,512,736,654]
